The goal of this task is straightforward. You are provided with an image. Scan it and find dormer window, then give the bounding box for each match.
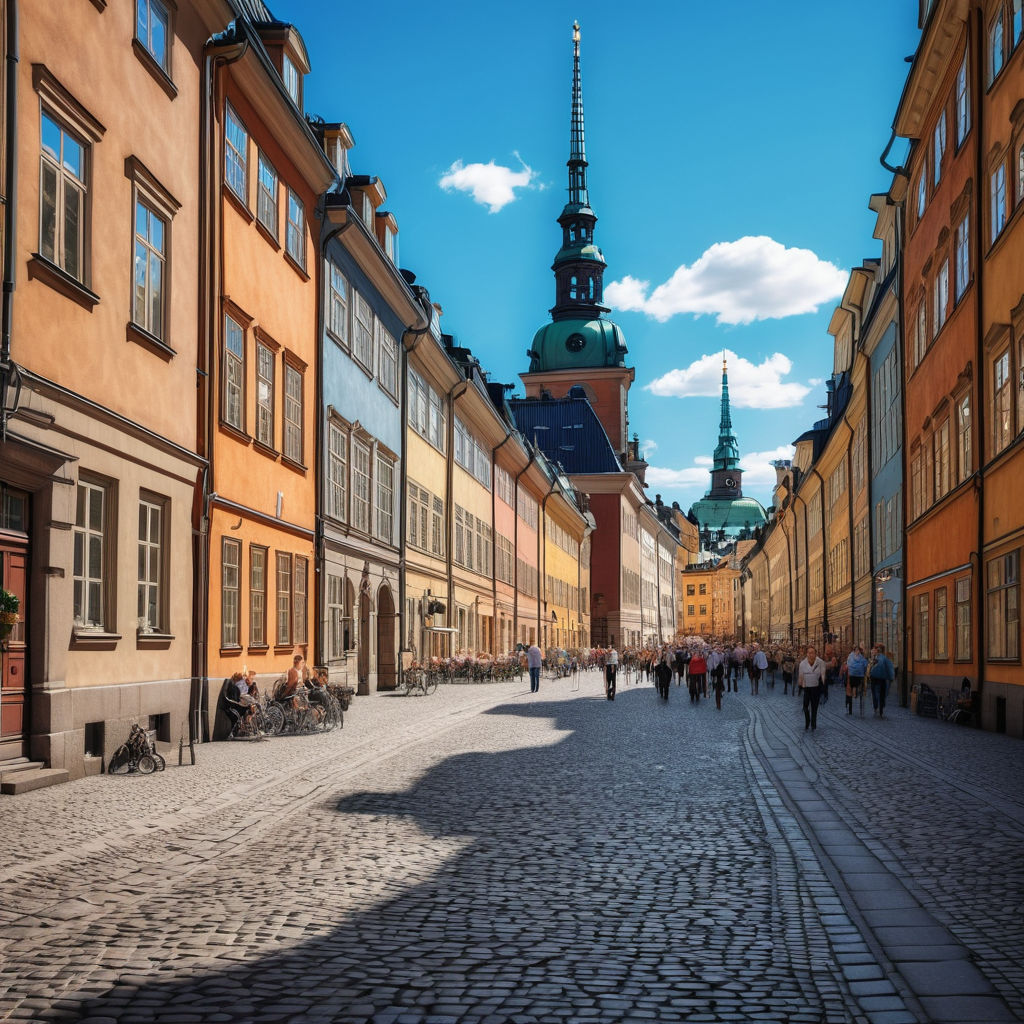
[361,192,374,230]
[385,226,398,265]
[282,53,301,108]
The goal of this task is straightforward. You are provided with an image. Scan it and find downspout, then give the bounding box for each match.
[313,213,349,673]
[784,516,794,642]
[490,431,514,654]
[0,0,18,440]
[972,6,986,719]
[512,448,536,644]
[398,290,433,672]
[539,471,558,648]
[445,378,469,644]
[193,27,248,743]
[810,467,828,646]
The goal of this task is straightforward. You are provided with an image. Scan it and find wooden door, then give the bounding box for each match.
[1,535,29,757]
[376,585,396,691]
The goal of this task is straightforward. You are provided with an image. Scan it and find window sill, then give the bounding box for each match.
[28,254,100,311]
[126,321,176,361]
[274,644,295,654]
[131,38,177,100]
[88,0,106,9]
[223,184,253,223]
[72,630,121,649]
[247,644,270,654]
[377,380,400,406]
[326,328,349,352]
[218,420,252,446]
[284,251,309,282]
[219,645,243,657]
[352,355,374,380]
[137,632,174,649]
[253,438,279,461]
[255,218,280,251]
[281,454,308,474]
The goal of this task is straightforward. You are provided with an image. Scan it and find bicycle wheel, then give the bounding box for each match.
[151,752,166,771]
[263,703,285,736]
[397,673,411,696]
[137,754,156,775]
[424,675,438,695]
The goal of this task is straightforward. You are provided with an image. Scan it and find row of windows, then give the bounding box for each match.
[826,456,848,508]
[221,541,307,650]
[407,480,445,558]
[517,558,539,599]
[546,517,580,559]
[454,505,493,576]
[73,479,169,635]
[225,104,306,270]
[545,575,580,612]
[517,489,538,530]
[992,336,1024,456]
[407,366,447,452]
[326,263,398,398]
[872,346,902,469]
[326,422,396,543]
[495,465,515,508]
[622,567,640,607]
[222,311,306,465]
[909,392,972,520]
[874,494,903,565]
[915,575,975,664]
[454,419,492,489]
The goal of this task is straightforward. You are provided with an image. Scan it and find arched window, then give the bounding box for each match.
[568,224,576,243]
[588,277,595,299]
[570,275,577,300]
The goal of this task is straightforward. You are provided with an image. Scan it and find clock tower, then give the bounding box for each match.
[520,21,633,457]
[708,357,743,499]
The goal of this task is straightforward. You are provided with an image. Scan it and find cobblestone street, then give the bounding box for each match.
[1,673,1022,1024]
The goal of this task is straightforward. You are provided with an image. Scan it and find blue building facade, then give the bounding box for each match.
[315,125,427,692]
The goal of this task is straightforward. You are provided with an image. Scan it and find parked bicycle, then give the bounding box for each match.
[398,666,438,696]
[109,723,165,774]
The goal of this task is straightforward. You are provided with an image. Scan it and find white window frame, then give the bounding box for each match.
[352,439,371,534]
[990,9,1005,84]
[257,150,278,239]
[955,214,970,300]
[222,537,241,648]
[249,544,267,647]
[327,421,347,522]
[353,290,373,370]
[283,361,303,464]
[327,261,348,345]
[223,313,245,431]
[39,111,87,282]
[378,321,398,398]
[224,103,247,203]
[956,53,970,146]
[286,188,305,268]
[993,349,1013,453]
[957,392,972,484]
[933,259,949,335]
[282,53,300,107]
[73,479,108,631]
[136,0,170,72]
[137,496,164,633]
[276,551,292,646]
[991,162,1007,242]
[256,341,275,448]
[375,453,395,544]
[132,198,166,339]
[934,111,946,185]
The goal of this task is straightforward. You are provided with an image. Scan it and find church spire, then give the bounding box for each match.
[568,21,589,208]
[713,356,740,472]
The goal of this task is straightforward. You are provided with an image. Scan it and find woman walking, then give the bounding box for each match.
[688,649,707,704]
[798,645,826,731]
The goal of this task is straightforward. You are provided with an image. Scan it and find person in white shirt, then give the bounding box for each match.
[798,645,826,731]
[605,647,619,701]
[751,644,768,696]
[527,644,543,693]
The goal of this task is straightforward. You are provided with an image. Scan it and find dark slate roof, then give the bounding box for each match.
[508,394,622,475]
[230,0,279,24]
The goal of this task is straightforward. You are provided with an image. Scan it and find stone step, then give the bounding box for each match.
[0,761,45,781]
[1,768,70,795]
[0,756,33,768]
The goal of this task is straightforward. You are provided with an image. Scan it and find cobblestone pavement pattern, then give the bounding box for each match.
[0,671,1022,1024]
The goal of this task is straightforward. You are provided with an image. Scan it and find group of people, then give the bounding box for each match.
[225,654,334,731]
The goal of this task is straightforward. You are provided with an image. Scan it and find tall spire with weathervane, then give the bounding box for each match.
[568,20,588,208]
[713,355,740,472]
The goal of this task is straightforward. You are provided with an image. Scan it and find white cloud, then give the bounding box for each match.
[808,377,824,387]
[605,236,848,325]
[439,153,537,213]
[647,445,795,493]
[646,349,811,410]
[640,438,658,458]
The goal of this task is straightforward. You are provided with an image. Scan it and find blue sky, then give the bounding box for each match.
[275,0,921,512]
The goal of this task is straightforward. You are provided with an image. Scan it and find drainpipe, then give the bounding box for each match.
[512,448,536,645]
[445,378,469,645]
[312,212,348,673]
[398,289,433,673]
[193,26,248,743]
[809,467,829,647]
[539,470,558,648]
[490,431,514,654]
[972,7,987,720]
[0,0,18,441]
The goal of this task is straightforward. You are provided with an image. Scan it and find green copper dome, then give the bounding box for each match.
[529,318,627,373]
[688,496,767,531]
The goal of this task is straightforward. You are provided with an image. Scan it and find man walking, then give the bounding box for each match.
[845,644,868,715]
[798,645,826,731]
[751,644,767,696]
[605,646,619,700]
[527,642,543,694]
[869,643,896,718]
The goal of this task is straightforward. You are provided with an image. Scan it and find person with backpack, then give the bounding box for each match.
[868,643,896,718]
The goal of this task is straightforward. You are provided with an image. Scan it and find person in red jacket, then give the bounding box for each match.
[688,650,707,704]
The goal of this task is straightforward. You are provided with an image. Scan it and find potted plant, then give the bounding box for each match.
[0,588,20,644]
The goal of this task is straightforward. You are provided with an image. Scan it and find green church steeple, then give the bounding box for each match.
[713,356,741,472]
[527,22,627,375]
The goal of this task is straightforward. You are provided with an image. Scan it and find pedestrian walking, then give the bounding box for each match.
[605,646,619,701]
[868,643,895,718]
[798,645,826,732]
[654,655,672,701]
[688,650,706,704]
[845,644,868,715]
[751,644,767,695]
[711,650,726,710]
[781,650,796,695]
[527,643,543,693]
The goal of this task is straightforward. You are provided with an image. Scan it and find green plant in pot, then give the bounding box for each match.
[0,588,20,643]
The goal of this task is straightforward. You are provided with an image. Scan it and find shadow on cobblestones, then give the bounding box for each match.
[35,687,834,1024]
